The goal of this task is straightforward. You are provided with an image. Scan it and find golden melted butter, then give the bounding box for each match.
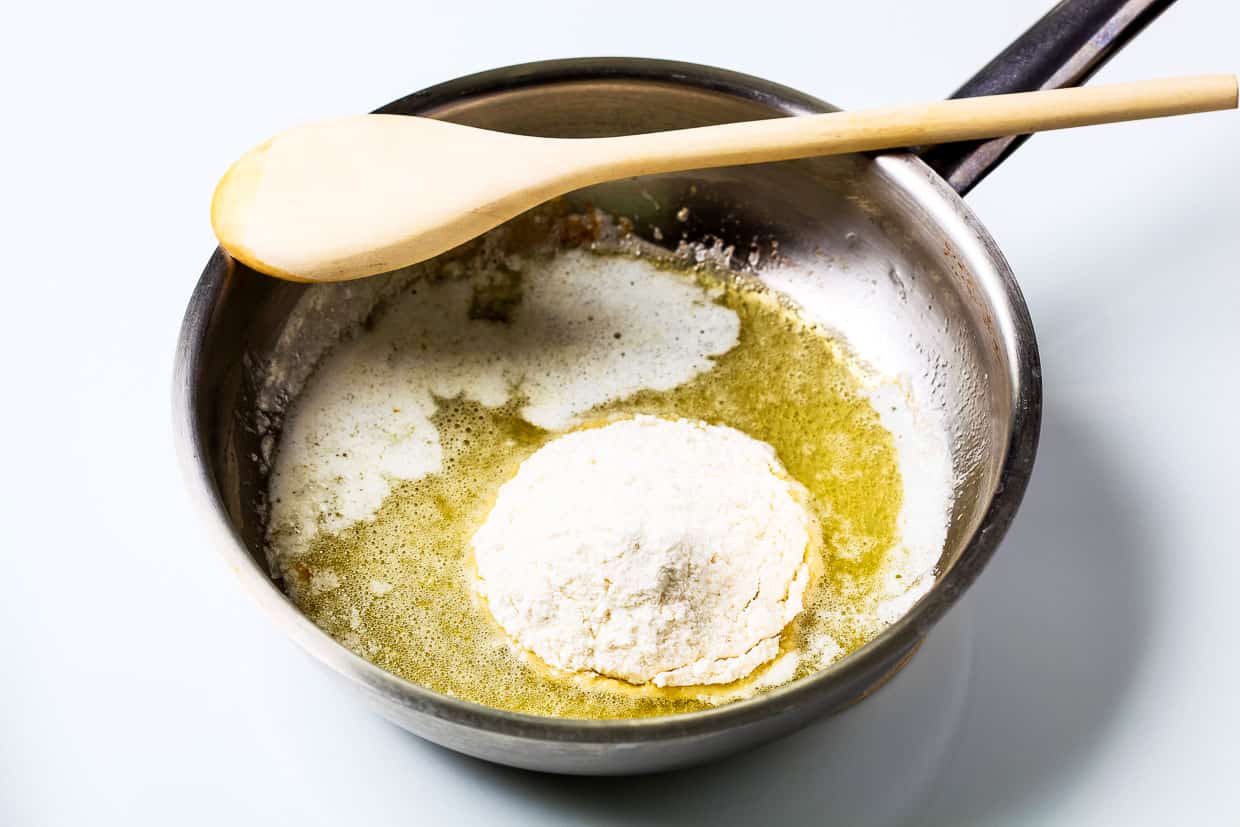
[278,265,902,719]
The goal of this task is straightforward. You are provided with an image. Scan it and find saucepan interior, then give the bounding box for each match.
[175,59,1038,774]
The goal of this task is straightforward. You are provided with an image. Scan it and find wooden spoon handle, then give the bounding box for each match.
[587,74,1238,179]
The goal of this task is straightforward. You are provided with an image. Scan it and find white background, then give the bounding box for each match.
[3,1,1238,824]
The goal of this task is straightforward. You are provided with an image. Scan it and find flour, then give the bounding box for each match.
[471,416,816,687]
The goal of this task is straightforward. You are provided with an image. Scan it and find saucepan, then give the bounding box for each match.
[174,0,1175,774]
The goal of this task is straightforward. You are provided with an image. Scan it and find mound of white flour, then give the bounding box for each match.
[471,416,815,687]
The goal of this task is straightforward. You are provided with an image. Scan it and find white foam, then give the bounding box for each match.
[865,380,954,622]
[266,250,740,557]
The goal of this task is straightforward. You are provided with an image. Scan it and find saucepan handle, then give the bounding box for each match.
[921,0,1177,195]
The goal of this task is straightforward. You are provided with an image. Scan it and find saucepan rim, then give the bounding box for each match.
[173,57,1041,745]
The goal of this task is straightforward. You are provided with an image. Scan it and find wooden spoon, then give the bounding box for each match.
[212,74,1236,282]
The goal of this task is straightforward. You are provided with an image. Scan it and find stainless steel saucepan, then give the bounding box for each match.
[174,0,1175,774]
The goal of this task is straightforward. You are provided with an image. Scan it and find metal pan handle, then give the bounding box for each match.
[921,0,1177,195]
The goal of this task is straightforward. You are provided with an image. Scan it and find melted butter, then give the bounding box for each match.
[278,263,901,719]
